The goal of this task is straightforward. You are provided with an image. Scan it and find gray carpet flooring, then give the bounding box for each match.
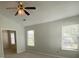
[5,52,55,58]
[4,49,59,58]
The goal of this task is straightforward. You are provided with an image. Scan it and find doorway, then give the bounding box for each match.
[2,30,17,57]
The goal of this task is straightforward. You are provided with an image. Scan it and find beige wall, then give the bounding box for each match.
[3,30,9,49]
[25,15,79,58]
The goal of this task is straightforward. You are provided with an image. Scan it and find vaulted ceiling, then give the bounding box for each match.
[0,1,79,26]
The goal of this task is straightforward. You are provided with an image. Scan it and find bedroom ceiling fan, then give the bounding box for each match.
[6,1,36,16]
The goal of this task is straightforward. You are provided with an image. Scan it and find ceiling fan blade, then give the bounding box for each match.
[15,11,18,16]
[25,7,36,9]
[6,7,17,9]
[24,10,30,15]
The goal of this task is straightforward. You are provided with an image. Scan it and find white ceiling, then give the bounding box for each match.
[0,1,79,26]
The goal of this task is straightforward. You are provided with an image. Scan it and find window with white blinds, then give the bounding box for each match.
[62,24,79,51]
[27,30,35,47]
[10,32,15,45]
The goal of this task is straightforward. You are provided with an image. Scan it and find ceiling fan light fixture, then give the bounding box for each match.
[6,1,36,16]
[18,9,25,16]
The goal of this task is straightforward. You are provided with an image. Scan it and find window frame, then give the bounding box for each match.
[27,30,35,47]
[10,32,16,45]
[62,25,79,51]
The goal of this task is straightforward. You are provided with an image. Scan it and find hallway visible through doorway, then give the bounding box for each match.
[2,30,17,57]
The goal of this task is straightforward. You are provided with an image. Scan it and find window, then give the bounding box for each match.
[27,30,35,46]
[62,24,79,51]
[10,32,15,45]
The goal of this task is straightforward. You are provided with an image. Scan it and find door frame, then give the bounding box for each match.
[1,27,17,57]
